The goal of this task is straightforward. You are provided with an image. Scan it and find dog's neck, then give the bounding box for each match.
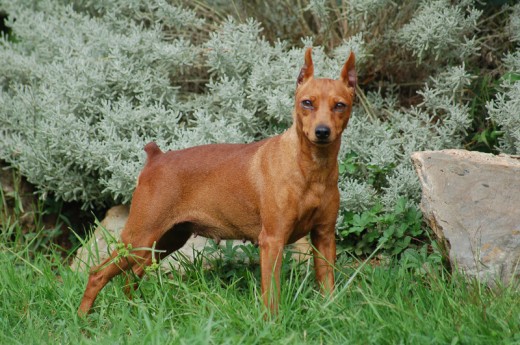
[284,124,340,181]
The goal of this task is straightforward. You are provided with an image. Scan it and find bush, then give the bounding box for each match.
[396,0,481,63]
[338,198,423,256]
[0,0,200,205]
[486,4,520,155]
[1,0,519,255]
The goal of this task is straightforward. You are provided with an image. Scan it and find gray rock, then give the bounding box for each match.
[411,149,520,286]
[71,205,311,273]
[71,205,218,273]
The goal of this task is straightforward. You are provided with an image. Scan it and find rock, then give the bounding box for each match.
[71,205,311,273]
[71,205,130,272]
[411,149,520,286]
[71,205,215,273]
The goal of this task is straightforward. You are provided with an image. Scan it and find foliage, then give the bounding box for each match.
[1,0,520,256]
[396,0,482,63]
[464,75,503,153]
[486,51,520,155]
[338,198,424,256]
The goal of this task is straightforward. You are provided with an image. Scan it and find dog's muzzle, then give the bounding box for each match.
[315,125,331,142]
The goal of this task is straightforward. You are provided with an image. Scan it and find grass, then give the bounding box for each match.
[0,174,519,344]
[0,239,519,344]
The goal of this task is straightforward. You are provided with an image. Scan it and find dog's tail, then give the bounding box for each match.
[144,142,163,162]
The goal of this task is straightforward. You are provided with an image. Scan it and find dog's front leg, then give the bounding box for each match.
[258,228,285,315]
[311,224,336,295]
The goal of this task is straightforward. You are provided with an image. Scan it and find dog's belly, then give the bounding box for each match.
[178,199,262,242]
[191,222,261,243]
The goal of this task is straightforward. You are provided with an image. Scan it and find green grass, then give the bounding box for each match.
[0,241,518,345]
[0,173,519,344]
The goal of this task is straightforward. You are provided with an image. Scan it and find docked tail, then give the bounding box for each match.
[144,142,163,162]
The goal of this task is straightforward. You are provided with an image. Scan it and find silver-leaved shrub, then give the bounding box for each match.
[396,0,481,63]
[486,4,520,155]
[0,0,516,216]
[0,0,199,205]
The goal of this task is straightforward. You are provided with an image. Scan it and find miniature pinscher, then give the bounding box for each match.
[78,48,356,316]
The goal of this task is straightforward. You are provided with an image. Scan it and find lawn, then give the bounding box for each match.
[0,241,518,345]
[0,170,518,344]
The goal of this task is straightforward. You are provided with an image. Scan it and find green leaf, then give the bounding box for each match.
[501,72,520,83]
[339,162,347,174]
[395,198,407,214]
[383,225,395,239]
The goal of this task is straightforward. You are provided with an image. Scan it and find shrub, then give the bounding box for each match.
[396,0,481,63]
[1,0,518,256]
[0,0,200,205]
[339,198,423,256]
[486,4,520,155]
[486,54,520,155]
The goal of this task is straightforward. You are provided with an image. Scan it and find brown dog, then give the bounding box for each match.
[78,48,356,316]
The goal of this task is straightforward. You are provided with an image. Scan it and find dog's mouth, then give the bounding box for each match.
[312,139,333,146]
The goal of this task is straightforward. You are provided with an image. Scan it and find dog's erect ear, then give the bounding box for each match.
[340,51,357,93]
[297,47,314,86]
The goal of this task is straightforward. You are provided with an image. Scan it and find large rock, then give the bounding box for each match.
[71,205,311,273]
[411,149,520,286]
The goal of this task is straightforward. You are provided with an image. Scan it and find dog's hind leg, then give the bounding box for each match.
[78,249,132,316]
[78,238,162,315]
[124,223,193,294]
[78,216,176,315]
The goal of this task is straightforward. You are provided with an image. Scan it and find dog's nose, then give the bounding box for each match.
[315,125,331,140]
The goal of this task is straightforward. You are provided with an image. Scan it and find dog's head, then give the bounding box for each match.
[294,48,356,146]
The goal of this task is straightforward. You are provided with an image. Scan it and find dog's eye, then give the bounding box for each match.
[334,102,348,112]
[301,100,314,109]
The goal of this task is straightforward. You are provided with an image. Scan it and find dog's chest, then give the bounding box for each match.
[300,182,326,212]
[289,182,330,240]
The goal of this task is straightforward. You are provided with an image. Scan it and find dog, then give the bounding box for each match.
[78,47,356,316]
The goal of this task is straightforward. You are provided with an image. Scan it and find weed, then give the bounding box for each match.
[339,198,425,257]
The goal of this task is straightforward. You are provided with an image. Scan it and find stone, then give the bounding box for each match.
[411,149,520,286]
[71,205,311,273]
[70,205,214,273]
